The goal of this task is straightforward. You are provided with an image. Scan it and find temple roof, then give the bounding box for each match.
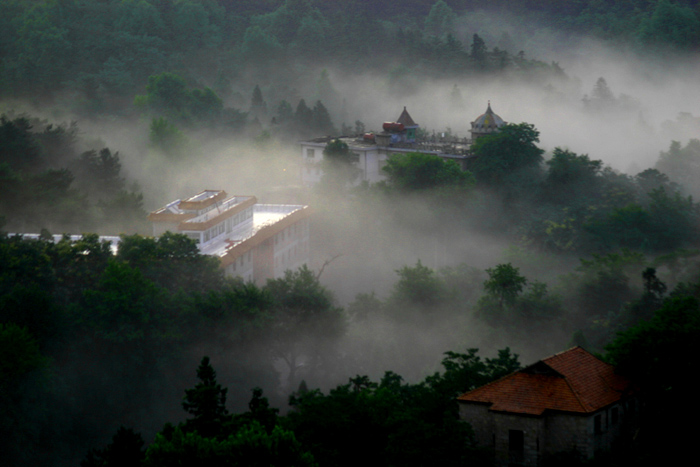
[397,106,418,127]
[471,102,505,131]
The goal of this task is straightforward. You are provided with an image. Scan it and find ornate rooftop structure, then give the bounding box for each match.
[470,102,506,142]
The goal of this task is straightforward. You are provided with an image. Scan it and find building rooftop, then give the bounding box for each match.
[396,106,418,127]
[199,203,307,258]
[302,135,474,158]
[471,102,505,131]
[457,347,634,416]
[182,196,254,226]
[7,233,122,254]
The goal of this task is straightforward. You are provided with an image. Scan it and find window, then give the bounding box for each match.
[306,148,314,159]
[509,430,524,453]
[509,430,524,464]
[611,407,619,425]
[594,414,602,434]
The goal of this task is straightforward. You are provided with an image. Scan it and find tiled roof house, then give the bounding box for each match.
[457,347,638,466]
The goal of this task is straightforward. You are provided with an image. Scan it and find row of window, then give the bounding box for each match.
[274,220,308,246]
[230,250,253,272]
[304,167,322,175]
[194,203,217,216]
[200,207,254,244]
[226,207,254,231]
[274,241,308,270]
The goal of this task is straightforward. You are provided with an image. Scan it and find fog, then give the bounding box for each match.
[4,10,694,302]
[7,4,700,465]
[15,16,695,365]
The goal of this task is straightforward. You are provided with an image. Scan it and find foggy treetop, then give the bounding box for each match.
[2,0,699,107]
[3,1,700,466]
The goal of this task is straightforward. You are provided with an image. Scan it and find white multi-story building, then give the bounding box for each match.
[148,190,310,284]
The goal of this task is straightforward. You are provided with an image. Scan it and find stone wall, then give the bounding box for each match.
[459,401,636,466]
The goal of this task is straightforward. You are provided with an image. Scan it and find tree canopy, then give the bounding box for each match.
[383,152,474,193]
[470,123,544,189]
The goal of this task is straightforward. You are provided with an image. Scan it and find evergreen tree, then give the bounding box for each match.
[311,100,335,135]
[295,99,313,135]
[425,0,455,37]
[449,84,465,110]
[470,34,487,70]
[638,0,700,52]
[592,77,614,101]
[182,356,231,438]
[250,84,267,119]
[316,69,338,111]
[81,427,145,467]
[275,100,294,125]
[75,148,125,199]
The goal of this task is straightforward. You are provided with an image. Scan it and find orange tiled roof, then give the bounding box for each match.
[457,347,633,416]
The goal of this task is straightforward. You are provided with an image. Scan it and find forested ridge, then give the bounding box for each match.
[3,0,700,466]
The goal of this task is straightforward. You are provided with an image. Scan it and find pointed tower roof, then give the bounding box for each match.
[396,106,417,127]
[472,102,505,130]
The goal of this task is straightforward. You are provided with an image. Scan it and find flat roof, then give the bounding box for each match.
[184,190,221,203]
[198,204,308,257]
[181,196,254,225]
[301,136,473,157]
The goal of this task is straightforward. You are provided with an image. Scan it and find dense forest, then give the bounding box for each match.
[2,0,700,466]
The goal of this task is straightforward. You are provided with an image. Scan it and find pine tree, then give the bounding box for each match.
[311,100,335,135]
[592,77,614,102]
[250,84,267,119]
[470,34,487,70]
[295,99,313,133]
[182,356,231,438]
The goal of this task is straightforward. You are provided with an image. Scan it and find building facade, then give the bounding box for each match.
[457,347,637,466]
[148,190,310,284]
[300,104,505,187]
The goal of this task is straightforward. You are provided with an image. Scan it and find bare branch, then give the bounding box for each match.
[316,254,342,280]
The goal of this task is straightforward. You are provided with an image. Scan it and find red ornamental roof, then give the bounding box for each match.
[457,347,633,416]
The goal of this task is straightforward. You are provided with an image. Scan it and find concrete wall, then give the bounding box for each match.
[273,218,310,278]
